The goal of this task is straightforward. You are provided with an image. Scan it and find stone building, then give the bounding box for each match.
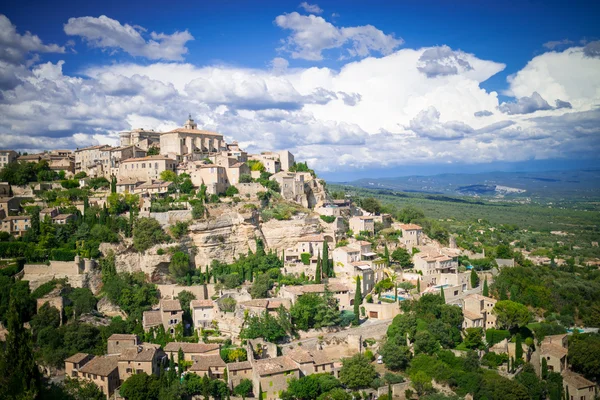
[399,223,423,246]
[562,371,597,400]
[99,145,147,178]
[118,155,177,183]
[191,299,216,329]
[107,334,140,355]
[227,361,253,390]
[65,354,120,399]
[0,150,18,168]
[349,216,375,235]
[119,128,161,150]
[160,116,226,160]
[74,145,112,176]
[540,334,568,374]
[117,344,165,381]
[461,293,497,329]
[164,342,220,363]
[188,355,227,379]
[185,162,228,195]
[142,299,184,334]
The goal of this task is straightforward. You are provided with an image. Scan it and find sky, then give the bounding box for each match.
[1,0,600,180]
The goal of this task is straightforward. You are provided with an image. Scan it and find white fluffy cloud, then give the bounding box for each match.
[299,2,323,14]
[1,14,599,173]
[0,14,65,64]
[274,12,403,60]
[64,15,193,60]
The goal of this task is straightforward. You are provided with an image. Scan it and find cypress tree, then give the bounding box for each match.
[515,334,523,360]
[168,353,176,384]
[388,383,392,400]
[178,348,184,377]
[384,243,390,265]
[322,242,330,277]
[440,287,446,303]
[470,269,480,288]
[565,386,569,400]
[259,383,263,400]
[83,196,89,214]
[110,175,117,193]
[417,278,421,293]
[482,277,489,297]
[541,357,548,379]
[315,256,322,284]
[394,284,398,302]
[353,277,362,326]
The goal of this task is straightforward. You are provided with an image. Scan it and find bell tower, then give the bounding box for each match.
[183,114,197,130]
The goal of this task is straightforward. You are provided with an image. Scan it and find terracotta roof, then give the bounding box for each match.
[400,223,422,230]
[164,342,220,354]
[164,128,223,137]
[119,345,161,362]
[161,299,182,312]
[189,355,226,371]
[227,361,252,371]
[2,215,28,220]
[190,299,214,308]
[122,155,176,163]
[75,145,111,152]
[284,283,349,294]
[335,246,360,253]
[541,344,568,359]
[143,310,162,327]
[64,353,90,364]
[298,234,325,242]
[463,310,483,321]
[562,371,595,389]
[464,293,496,303]
[53,214,73,220]
[254,356,298,376]
[311,350,332,365]
[240,299,291,310]
[286,348,313,364]
[108,334,139,341]
[80,355,118,376]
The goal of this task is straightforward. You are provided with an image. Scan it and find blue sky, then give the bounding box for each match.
[1,0,600,180]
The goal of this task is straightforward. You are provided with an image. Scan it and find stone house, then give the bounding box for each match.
[39,207,59,219]
[164,342,220,363]
[0,182,10,198]
[184,162,228,195]
[118,155,178,183]
[238,299,291,317]
[286,348,336,376]
[119,128,161,149]
[99,145,147,178]
[117,344,165,381]
[116,177,145,194]
[191,299,216,329]
[285,234,327,263]
[212,154,251,186]
[562,370,597,400]
[52,213,75,225]
[107,334,140,355]
[270,171,307,206]
[0,150,18,168]
[349,216,375,235]
[142,299,184,334]
[461,294,497,329]
[252,356,300,400]
[399,223,422,246]
[227,360,253,390]
[188,354,227,379]
[66,354,120,399]
[540,334,568,374]
[74,145,112,176]
[0,215,30,237]
[413,252,457,275]
[222,142,248,163]
[279,283,352,310]
[372,214,393,229]
[48,157,75,175]
[133,180,173,199]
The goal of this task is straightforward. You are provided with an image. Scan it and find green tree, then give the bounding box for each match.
[568,333,600,381]
[169,251,191,278]
[391,248,412,267]
[470,269,480,288]
[322,242,331,277]
[380,338,411,371]
[482,277,489,297]
[234,379,253,399]
[225,185,239,197]
[315,257,322,284]
[259,383,263,400]
[0,297,41,400]
[384,244,390,265]
[414,331,439,355]
[417,278,421,293]
[361,197,381,214]
[440,287,446,303]
[110,175,117,193]
[120,372,159,400]
[493,300,531,330]
[160,170,178,182]
[515,334,523,361]
[133,217,169,252]
[339,354,377,390]
[62,377,106,400]
[541,357,548,380]
[284,374,341,400]
[353,277,361,326]
[410,371,433,397]
[250,273,271,299]
[463,328,485,350]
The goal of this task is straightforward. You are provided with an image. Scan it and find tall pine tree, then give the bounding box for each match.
[482,277,489,297]
[440,287,446,303]
[470,269,480,288]
[353,277,362,326]
[384,243,390,266]
[417,278,421,293]
[322,242,330,277]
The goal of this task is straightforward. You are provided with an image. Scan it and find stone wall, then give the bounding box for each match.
[149,210,192,227]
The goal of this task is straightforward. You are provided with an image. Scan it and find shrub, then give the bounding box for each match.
[320,215,336,223]
[226,185,239,197]
[301,253,311,265]
[485,329,511,346]
[239,174,253,183]
[157,248,165,256]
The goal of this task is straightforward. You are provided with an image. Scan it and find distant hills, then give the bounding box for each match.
[338,169,600,201]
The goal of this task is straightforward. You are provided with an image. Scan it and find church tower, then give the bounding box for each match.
[183,114,198,130]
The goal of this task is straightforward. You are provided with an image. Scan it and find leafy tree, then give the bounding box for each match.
[61,377,106,400]
[160,170,178,182]
[234,379,253,399]
[241,312,287,343]
[410,370,433,396]
[470,269,479,288]
[250,273,271,299]
[317,388,351,400]
[414,331,439,355]
[361,197,381,214]
[0,296,41,400]
[225,185,239,197]
[290,292,340,331]
[120,372,159,400]
[568,333,600,381]
[391,248,412,267]
[66,288,97,317]
[380,338,410,371]
[493,300,531,330]
[284,374,341,400]
[339,354,377,390]
[180,178,194,194]
[353,277,361,326]
[239,174,253,183]
[110,175,117,193]
[169,220,190,239]
[541,357,548,380]
[169,251,192,278]
[463,328,485,350]
[133,217,169,252]
[387,313,417,342]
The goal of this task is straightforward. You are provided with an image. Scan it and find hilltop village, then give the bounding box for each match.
[0,117,598,400]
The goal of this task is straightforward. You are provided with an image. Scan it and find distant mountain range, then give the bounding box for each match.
[338,169,600,201]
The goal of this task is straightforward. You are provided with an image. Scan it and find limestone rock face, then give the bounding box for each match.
[100,242,173,282]
[189,211,260,267]
[260,216,322,252]
[97,297,127,319]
